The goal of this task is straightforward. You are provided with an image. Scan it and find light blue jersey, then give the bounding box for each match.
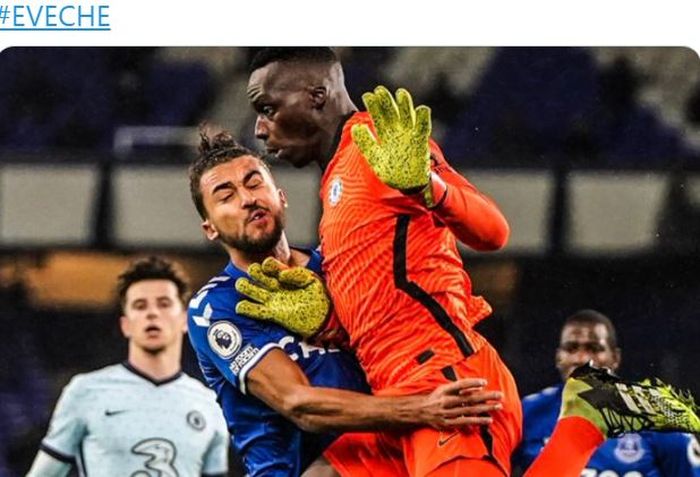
[513,383,700,477]
[39,363,229,477]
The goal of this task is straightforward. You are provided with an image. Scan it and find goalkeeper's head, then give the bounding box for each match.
[189,126,288,258]
[246,47,356,169]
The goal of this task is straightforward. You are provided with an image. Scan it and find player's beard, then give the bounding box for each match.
[219,210,285,255]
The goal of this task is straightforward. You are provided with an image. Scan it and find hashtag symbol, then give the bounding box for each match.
[0,5,9,25]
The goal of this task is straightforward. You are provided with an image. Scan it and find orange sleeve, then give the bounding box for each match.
[425,140,510,251]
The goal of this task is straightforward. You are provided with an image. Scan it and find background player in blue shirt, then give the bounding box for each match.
[186,128,504,477]
[513,309,700,477]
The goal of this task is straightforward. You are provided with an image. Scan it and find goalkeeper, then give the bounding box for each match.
[241,47,700,477]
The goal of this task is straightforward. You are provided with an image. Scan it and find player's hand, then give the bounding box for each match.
[235,257,330,338]
[421,378,503,431]
[308,310,351,350]
[351,86,437,207]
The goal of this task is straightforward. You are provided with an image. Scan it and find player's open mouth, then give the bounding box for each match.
[145,325,161,335]
[247,209,268,224]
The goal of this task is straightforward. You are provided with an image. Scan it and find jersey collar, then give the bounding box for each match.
[121,361,183,386]
[321,111,356,172]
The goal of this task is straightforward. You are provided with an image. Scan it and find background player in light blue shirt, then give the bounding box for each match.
[513,309,700,477]
[186,129,504,477]
[27,256,229,477]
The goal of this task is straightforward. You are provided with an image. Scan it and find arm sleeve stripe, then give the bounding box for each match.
[239,342,282,395]
[39,443,76,464]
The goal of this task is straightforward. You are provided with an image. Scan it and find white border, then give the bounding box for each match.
[0,1,698,50]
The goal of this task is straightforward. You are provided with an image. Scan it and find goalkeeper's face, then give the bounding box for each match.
[120,279,187,355]
[248,64,326,168]
[199,156,288,255]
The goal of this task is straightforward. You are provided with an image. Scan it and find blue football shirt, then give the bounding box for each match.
[187,249,370,477]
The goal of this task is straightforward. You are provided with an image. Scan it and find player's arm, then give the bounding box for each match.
[201,411,229,477]
[26,451,72,477]
[247,348,502,433]
[27,377,86,477]
[351,86,508,251]
[425,141,510,251]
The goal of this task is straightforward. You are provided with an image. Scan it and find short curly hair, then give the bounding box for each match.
[117,256,190,311]
[188,127,270,219]
[249,47,339,74]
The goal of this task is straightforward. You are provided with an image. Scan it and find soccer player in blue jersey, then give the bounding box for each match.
[186,129,505,477]
[513,309,700,477]
[27,256,229,477]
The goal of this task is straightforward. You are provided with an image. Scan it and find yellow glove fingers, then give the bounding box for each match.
[414,105,432,142]
[248,263,280,291]
[362,91,389,143]
[372,86,400,142]
[235,277,272,304]
[261,257,287,278]
[278,267,315,288]
[351,124,381,168]
[396,88,416,130]
[235,300,272,321]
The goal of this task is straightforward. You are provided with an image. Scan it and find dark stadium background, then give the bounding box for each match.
[1,47,698,476]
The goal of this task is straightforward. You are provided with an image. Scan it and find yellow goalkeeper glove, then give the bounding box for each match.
[235,257,330,338]
[351,85,436,206]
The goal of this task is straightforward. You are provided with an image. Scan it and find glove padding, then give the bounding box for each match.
[351,85,436,206]
[235,257,330,338]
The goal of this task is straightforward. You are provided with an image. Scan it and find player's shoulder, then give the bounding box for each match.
[60,363,126,395]
[644,429,699,448]
[189,271,237,316]
[191,272,235,302]
[522,384,562,411]
[176,372,216,395]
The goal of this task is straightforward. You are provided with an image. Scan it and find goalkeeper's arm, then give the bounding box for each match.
[424,140,510,251]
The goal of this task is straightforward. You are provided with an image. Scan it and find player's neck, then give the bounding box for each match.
[127,343,182,382]
[317,102,356,170]
[227,233,301,270]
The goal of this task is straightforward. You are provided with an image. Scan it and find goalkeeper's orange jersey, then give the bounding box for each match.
[319,112,510,392]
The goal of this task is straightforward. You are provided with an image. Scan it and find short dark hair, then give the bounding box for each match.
[188,127,267,219]
[249,47,339,73]
[563,309,618,348]
[117,256,190,311]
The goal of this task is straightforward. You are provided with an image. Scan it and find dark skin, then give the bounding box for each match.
[247,60,357,169]
[555,322,621,381]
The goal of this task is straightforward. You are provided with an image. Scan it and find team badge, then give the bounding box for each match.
[689,435,700,466]
[186,410,206,431]
[329,177,343,206]
[207,321,241,359]
[614,433,644,463]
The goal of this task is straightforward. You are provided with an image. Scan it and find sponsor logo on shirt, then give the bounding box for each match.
[207,321,242,359]
[229,344,259,375]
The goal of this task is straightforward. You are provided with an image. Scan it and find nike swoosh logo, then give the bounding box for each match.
[104,410,128,416]
[437,432,458,447]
